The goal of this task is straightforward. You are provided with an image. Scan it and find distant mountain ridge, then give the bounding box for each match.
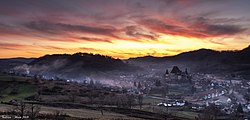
[0,58,35,72]
[129,45,250,63]
[0,57,35,63]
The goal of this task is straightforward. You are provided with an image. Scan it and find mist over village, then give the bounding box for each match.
[0,0,250,120]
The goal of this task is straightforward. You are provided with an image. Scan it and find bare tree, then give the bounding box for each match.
[127,94,135,109]
[13,101,41,120]
[53,110,66,120]
[98,95,105,115]
[88,91,94,104]
[14,101,27,120]
[68,93,76,103]
[138,82,142,89]
[138,95,143,109]
[235,103,244,119]
[29,103,41,120]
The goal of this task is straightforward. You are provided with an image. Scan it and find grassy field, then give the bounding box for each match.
[0,74,195,120]
[172,111,199,120]
[41,106,143,120]
[0,103,142,120]
[0,75,38,102]
[143,97,162,104]
[0,75,32,82]
[0,84,37,102]
[140,104,199,120]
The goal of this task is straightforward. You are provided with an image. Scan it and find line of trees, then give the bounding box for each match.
[11,101,40,120]
[195,103,245,120]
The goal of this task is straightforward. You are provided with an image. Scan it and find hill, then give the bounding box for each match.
[29,53,130,71]
[0,58,35,72]
[14,53,140,81]
[128,45,250,77]
[129,45,250,63]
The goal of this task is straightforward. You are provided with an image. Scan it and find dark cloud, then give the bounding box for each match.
[138,18,246,38]
[24,21,117,37]
[1,0,249,40]
[0,23,23,36]
[38,45,66,50]
[138,18,201,37]
[205,24,246,36]
[124,26,158,40]
[79,47,103,52]
[79,37,113,43]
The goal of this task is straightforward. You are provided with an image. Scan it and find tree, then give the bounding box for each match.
[88,91,97,105]
[98,95,105,115]
[53,110,66,120]
[191,86,196,94]
[138,95,143,109]
[244,93,250,101]
[137,82,142,89]
[127,94,135,109]
[14,101,27,120]
[89,79,94,88]
[134,81,137,87]
[11,75,16,82]
[29,103,40,120]
[68,92,77,103]
[155,80,161,87]
[237,103,243,113]
[203,103,220,120]
[236,103,244,119]
[195,114,213,120]
[162,90,167,98]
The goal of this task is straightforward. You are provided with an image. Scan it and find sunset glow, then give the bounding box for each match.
[0,0,250,59]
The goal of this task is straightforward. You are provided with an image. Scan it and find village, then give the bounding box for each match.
[1,65,250,119]
[120,66,250,119]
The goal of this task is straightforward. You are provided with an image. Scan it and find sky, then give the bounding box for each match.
[0,0,250,59]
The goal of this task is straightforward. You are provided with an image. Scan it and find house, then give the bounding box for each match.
[194,89,227,101]
[157,100,186,107]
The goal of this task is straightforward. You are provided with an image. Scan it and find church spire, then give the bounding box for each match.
[165,69,169,74]
[185,68,188,74]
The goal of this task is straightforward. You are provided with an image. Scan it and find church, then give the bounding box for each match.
[164,66,191,83]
